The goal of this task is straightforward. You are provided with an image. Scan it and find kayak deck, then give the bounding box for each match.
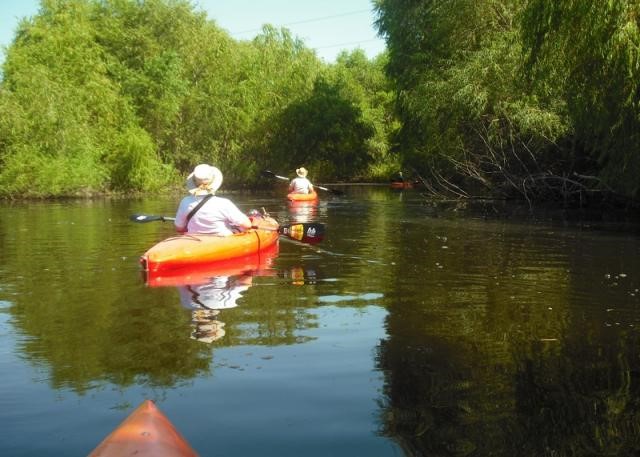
[141,217,279,273]
[88,400,197,457]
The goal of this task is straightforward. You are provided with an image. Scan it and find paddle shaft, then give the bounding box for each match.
[130,214,324,242]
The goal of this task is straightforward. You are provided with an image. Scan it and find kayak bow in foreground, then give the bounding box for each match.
[88,400,197,456]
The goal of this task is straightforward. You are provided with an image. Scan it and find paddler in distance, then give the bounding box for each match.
[288,167,314,194]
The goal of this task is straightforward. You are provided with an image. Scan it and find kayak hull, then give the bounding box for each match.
[287,190,318,201]
[141,216,279,273]
[144,242,279,287]
[88,400,197,457]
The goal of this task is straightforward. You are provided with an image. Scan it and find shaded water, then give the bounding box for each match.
[1,187,640,456]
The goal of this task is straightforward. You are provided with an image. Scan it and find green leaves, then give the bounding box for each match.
[0,0,394,196]
[521,0,640,197]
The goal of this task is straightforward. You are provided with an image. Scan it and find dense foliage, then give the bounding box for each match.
[0,0,393,197]
[2,0,639,205]
[374,0,640,204]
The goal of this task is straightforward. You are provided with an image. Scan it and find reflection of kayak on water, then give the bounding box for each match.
[287,198,318,223]
[88,400,197,457]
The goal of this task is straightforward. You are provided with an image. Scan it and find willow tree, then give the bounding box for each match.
[225,25,321,183]
[374,0,578,202]
[327,50,399,180]
[521,0,640,198]
[267,76,375,180]
[0,0,171,196]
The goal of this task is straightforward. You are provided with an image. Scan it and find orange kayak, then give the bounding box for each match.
[141,216,280,273]
[88,400,197,457]
[144,242,279,287]
[287,190,318,201]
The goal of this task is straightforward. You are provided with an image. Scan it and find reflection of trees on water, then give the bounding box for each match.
[378,324,640,456]
[9,262,322,393]
[375,222,640,456]
[2,201,320,393]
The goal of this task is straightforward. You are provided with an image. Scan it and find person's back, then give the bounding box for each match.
[175,164,252,235]
[176,195,249,235]
[289,167,314,194]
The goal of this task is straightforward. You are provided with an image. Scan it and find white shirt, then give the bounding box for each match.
[175,195,249,235]
[289,177,313,194]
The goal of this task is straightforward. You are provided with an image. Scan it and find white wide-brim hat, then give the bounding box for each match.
[296,167,308,177]
[186,164,223,195]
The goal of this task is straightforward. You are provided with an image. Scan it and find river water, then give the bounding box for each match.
[1,187,639,456]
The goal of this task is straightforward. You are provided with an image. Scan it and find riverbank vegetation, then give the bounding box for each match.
[0,0,397,197]
[1,0,638,208]
[375,0,640,206]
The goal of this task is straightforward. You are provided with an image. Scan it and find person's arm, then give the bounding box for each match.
[174,198,191,232]
[222,199,253,231]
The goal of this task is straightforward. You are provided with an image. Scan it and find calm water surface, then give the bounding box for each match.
[1,187,640,456]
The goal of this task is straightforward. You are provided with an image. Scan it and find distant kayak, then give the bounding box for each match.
[88,400,197,457]
[390,181,414,189]
[287,190,319,201]
[140,216,280,273]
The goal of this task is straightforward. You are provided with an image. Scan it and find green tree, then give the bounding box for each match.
[521,0,640,197]
[328,50,400,180]
[374,0,594,202]
[0,0,395,196]
[269,77,375,180]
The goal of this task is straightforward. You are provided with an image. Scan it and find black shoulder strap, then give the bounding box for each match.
[186,194,213,224]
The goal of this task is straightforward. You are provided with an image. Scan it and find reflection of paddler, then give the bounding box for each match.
[178,274,253,343]
[191,313,226,343]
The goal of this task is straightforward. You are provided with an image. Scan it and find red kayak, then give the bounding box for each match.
[88,400,197,456]
[390,181,414,189]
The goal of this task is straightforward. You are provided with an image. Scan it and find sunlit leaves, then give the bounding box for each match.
[0,0,394,196]
[521,0,640,196]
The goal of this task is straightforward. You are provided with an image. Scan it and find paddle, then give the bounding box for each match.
[130,214,175,223]
[261,170,344,195]
[129,214,325,243]
[279,222,325,244]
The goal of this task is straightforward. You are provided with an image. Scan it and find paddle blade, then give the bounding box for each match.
[279,223,325,244]
[316,185,344,195]
[129,214,174,223]
[261,170,290,181]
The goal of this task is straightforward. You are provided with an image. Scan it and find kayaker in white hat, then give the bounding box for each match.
[174,164,253,235]
[288,167,314,194]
